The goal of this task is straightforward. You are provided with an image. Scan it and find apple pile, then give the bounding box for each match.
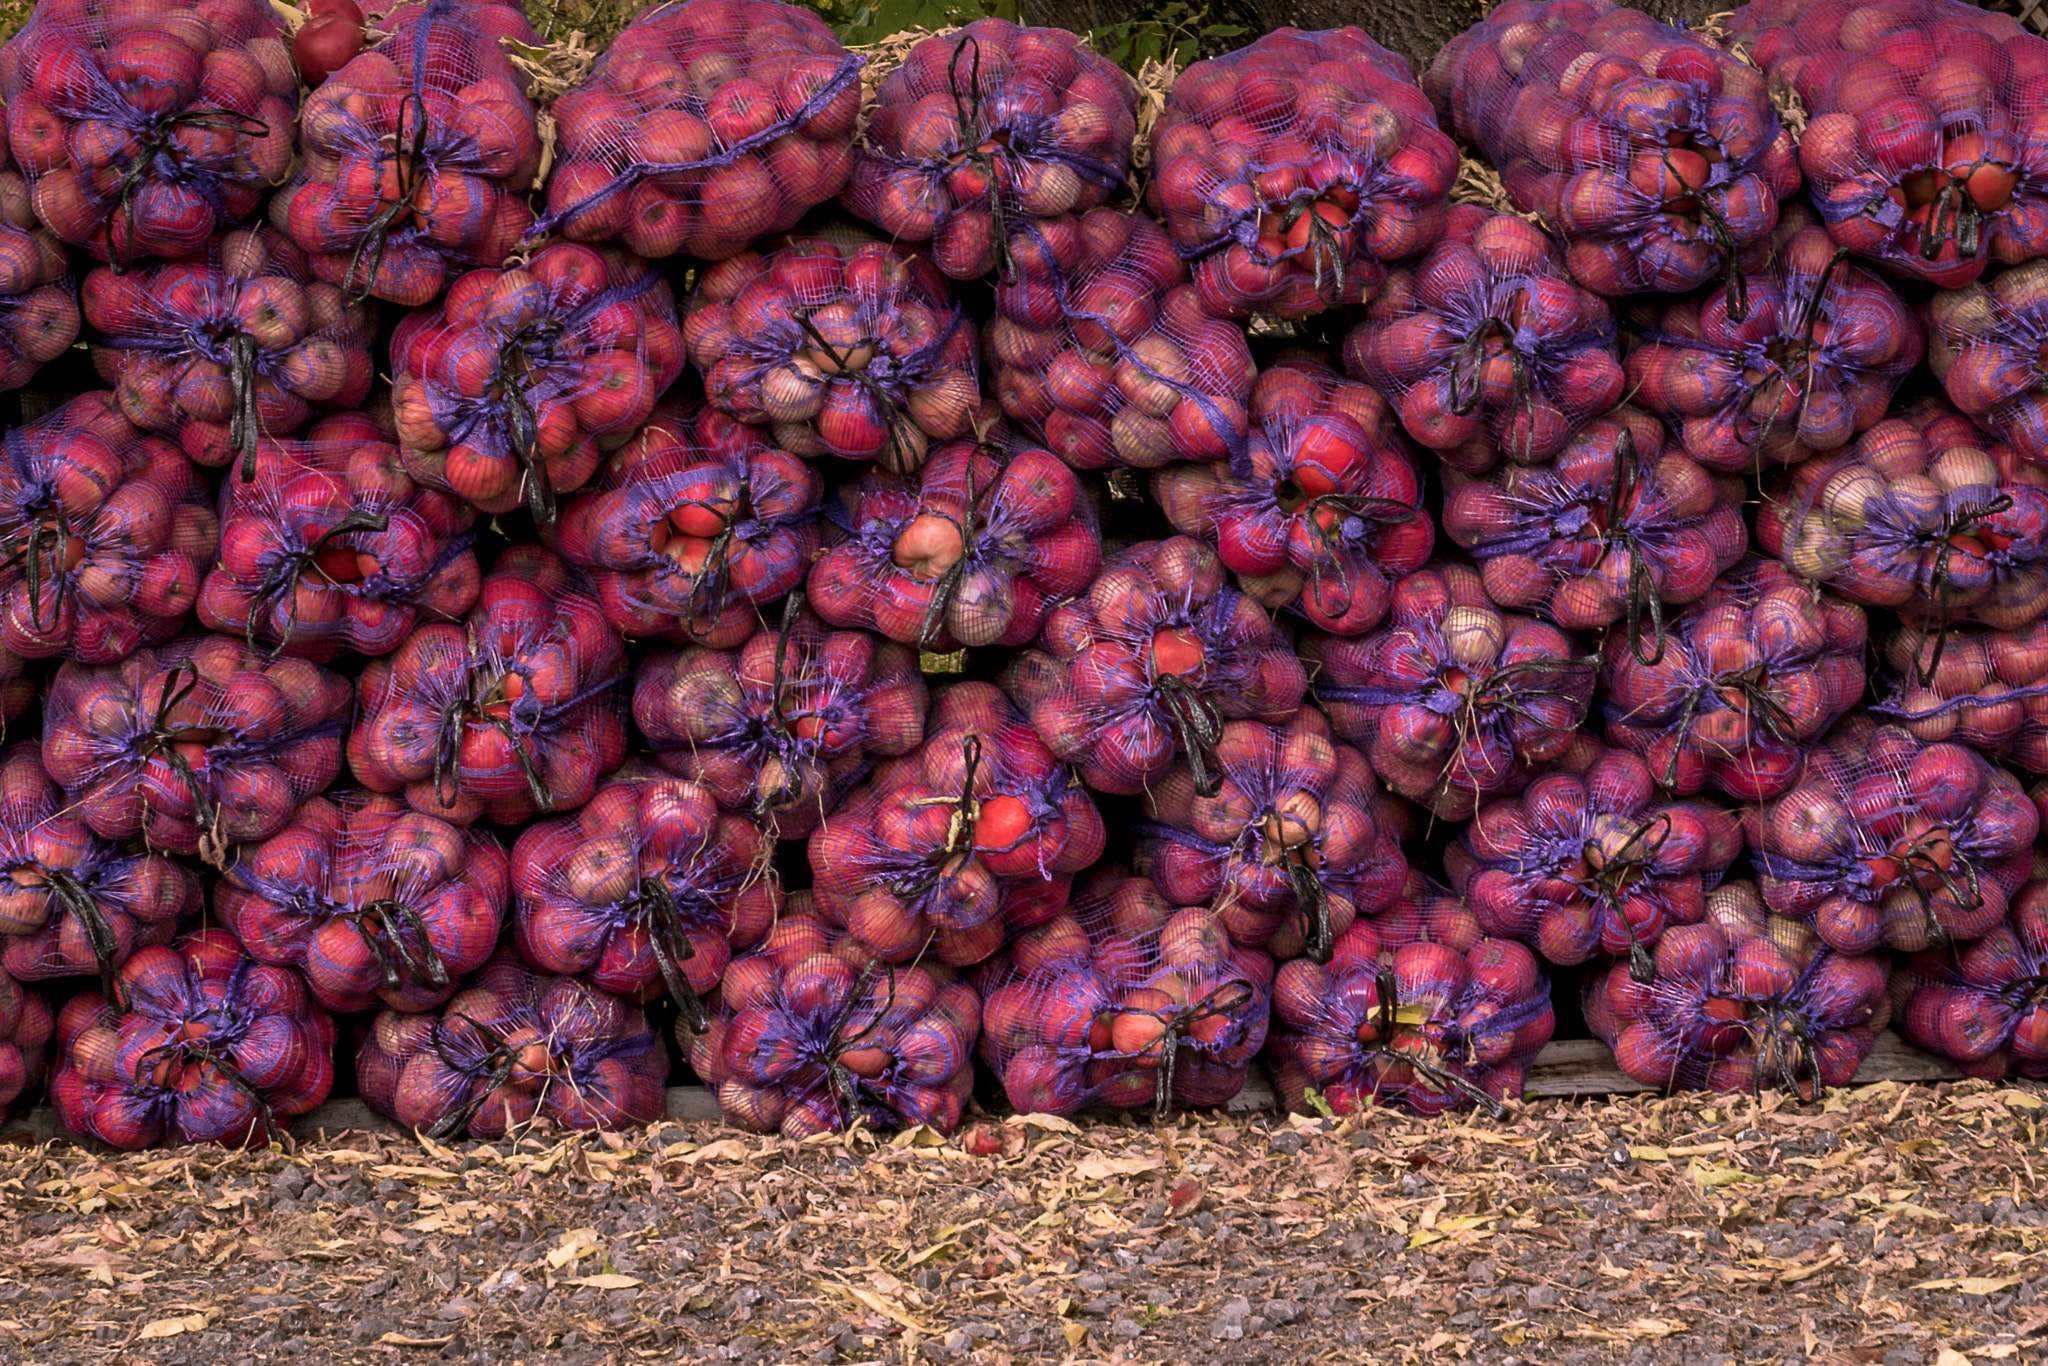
[1602,558,1868,800]
[1759,398,2048,632]
[510,776,778,1010]
[633,608,926,836]
[1137,707,1408,962]
[809,682,1105,968]
[273,0,540,306]
[539,0,860,262]
[83,228,377,472]
[50,928,335,1148]
[1426,0,1799,300]
[0,742,199,987]
[1924,257,2048,467]
[1898,869,2048,1079]
[1876,620,2048,773]
[1344,206,1626,471]
[0,962,51,1126]
[987,207,1256,471]
[846,20,1136,281]
[552,406,820,645]
[349,547,627,826]
[0,0,296,265]
[686,234,980,468]
[1731,0,2048,287]
[356,950,667,1139]
[0,108,78,393]
[197,415,482,661]
[1587,879,1890,1093]
[1306,563,1593,819]
[1626,207,1922,473]
[1445,744,1743,971]
[1747,714,2040,954]
[42,635,351,856]
[807,436,1099,650]
[1147,27,1456,319]
[1153,357,1432,635]
[0,393,218,664]
[1441,406,1748,651]
[1268,917,1553,1117]
[218,791,508,1014]
[692,902,981,1135]
[391,243,686,520]
[978,871,1274,1115]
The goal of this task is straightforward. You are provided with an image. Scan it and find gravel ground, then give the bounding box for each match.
[1,1080,2044,1366]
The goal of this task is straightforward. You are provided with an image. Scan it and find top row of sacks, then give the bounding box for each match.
[7,0,2046,314]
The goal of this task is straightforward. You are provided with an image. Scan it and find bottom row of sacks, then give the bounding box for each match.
[19,851,2044,1147]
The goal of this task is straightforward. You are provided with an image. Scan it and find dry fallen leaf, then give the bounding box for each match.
[138,1313,208,1340]
[1911,1277,2023,1295]
[566,1274,642,1290]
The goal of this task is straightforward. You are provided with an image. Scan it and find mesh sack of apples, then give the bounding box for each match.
[1624,205,1923,474]
[509,776,778,1019]
[1746,714,2040,955]
[1306,563,1593,820]
[1585,879,1890,1094]
[1266,891,1553,1117]
[1444,741,1742,975]
[977,871,1273,1116]
[999,535,1308,797]
[1897,861,2048,1079]
[632,606,926,837]
[1923,257,2048,467]
[685,233,980,469]
[1758,399,2048,632]
[538,0,860,262]
[0,392,219,665]
[83,228,377,475]
[1874,621,2048,773]
[50,929,335,1148]
[0,743,199,988]
[1730,0,2048,287]
[551,404,821,645]
[0,105,77,392]
[348,547,627,826]
[390,243,686,522]
[808,682,1106,969]
[1146,27,1456,320]
[691,901,981,1136]
[217,791,507,1014]
[846,20,1135,282]
[196,416,481,662]
[42,635,351,858]
[356,950,667,1139]
[0,0,296,266]
[1600,557,1868,800]
[0,965,51,1126]
[273,0,539,306]
[1135,706,1408,963]
[807,433,1099,651]
[1152,357,1433,636]
[1342,206,1626,473]
[986,207,1257,472]
[1441,405,1749,658]
[1426,0,1798,301]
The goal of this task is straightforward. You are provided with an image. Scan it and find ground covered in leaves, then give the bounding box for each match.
[1,1081,2044,1365]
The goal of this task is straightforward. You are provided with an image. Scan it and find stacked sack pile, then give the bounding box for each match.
[5,0,2048,1150]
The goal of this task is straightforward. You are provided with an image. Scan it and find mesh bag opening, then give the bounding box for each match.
[50,928,335,1148]
[348,546,628,826]
[1001,535,1308,797]
[1153,356,1432,636]
[219,789,508,1014]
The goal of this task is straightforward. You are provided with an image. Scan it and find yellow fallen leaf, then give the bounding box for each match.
[1897,1139,1945,1154]
[1406,1230,1445,1250]
[566,1274,641,1290]
[678,1138,752,1165]
[1628,1319,1689,1338]
[379,1333,457,1348]
[1628,1146,1669,1162]
[819,1281,934,1336]
[1936,1350,1971,1366]
[546,1228,601,1270]
[1911,1277,2023,1295]
[1437,1215,1494,1235]
[1015,1113,1079,1134]
[1779,1250,1846,1284]
[1074,1156,1158,1181]
[1999,1090,2044,1111]
[1062,1323,1086,1347]
[1688,1160,1759,1188]
[138,1313,208,1340]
